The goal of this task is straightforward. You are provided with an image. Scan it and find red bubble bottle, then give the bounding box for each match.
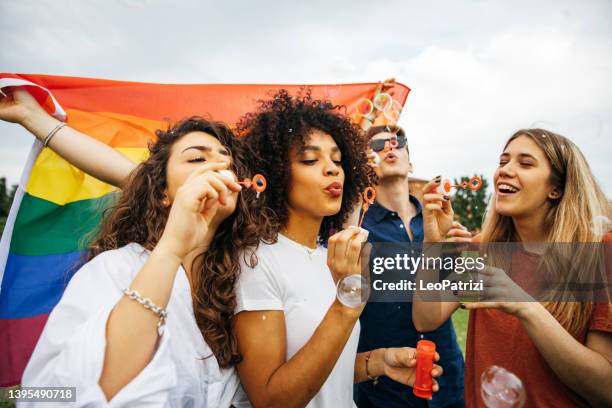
[413,340,436,399]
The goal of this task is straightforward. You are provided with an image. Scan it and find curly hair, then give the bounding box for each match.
[237,89,374,243]
[88,117,276,367]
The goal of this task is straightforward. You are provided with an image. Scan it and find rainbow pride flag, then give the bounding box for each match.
[0,74,410,386]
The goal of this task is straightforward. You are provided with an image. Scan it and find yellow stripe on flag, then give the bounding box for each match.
[26,147,149,205]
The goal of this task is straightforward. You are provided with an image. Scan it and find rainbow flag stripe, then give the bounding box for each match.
[0,73,410,386]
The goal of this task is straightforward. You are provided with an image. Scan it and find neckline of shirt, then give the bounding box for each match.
[277,233,322,257]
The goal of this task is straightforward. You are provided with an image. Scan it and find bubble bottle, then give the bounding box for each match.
[413,340,436,399]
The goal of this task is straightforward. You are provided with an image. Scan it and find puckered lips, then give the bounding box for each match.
[383,151,398,163]
[324,181,343,198]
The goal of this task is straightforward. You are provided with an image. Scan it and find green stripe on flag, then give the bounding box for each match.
[9,193,117,256]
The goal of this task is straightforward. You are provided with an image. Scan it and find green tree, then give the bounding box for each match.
[0,177,18,236]
[452,174,490,233]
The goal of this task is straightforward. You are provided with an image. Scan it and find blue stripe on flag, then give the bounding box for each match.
[0,251,85,318]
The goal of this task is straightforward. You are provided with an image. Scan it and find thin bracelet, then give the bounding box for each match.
[42,122,67,148]
[122,288,168,328]
[365,350,379,385]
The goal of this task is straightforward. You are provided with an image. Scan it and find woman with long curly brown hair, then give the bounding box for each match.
[233,90,443,408]
[0,88,272,407]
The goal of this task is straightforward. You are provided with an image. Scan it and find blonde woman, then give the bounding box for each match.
[413,129,612,407]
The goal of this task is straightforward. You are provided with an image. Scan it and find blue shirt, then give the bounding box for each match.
[355,196,465,408]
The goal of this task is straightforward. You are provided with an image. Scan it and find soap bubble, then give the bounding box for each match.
[383,99,403,124]
[337,274,370,308]
[373,92,393,111]
[481,365,526,408]
[356,98,374,117]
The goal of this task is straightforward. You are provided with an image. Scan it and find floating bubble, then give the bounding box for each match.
[373,92,393,111]
[383,99,403,124]
[480,365,526,408]
[336,274,370,308]
[356,98,374,117]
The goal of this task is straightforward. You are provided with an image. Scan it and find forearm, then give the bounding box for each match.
[22,112,135,188]
[413,300,458,332]
[255,301,360,408]
[354,348,387,383]
[519,303,612,406]
[413,244,458,331]
[99,243,182,400]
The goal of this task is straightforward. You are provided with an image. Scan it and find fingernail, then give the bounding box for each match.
[459,303,466,309]
[443,194,450,201]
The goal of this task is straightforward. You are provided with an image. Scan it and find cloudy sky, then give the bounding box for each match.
[1,0,611,196]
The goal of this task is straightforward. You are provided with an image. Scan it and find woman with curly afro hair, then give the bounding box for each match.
[233,90,443,408]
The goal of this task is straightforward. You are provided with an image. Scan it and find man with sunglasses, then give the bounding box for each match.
[354,125,466,408]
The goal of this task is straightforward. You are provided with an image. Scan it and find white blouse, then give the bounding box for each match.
[20,243,250,408]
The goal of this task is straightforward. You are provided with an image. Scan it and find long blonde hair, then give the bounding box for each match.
[481,128,611,336]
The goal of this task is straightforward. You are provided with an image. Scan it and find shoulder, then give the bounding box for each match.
[238,239,284,283]
[68,243,150,291]
[602,232,612,243]
[87,242,149,265]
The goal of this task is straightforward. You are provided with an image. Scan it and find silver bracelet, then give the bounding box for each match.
[42,122,67,148]
[122,288,168,328]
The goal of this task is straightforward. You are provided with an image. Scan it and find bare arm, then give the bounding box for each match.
[0,87,135,188]
[514,303,612,406]
[235,301,361,408]
[99,163,241,400]
[412,177,461,331]
[411,243,460,332]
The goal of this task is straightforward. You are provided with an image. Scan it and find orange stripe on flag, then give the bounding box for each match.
[66,109,163,147]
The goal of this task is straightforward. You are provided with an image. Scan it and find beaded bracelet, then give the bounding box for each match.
[122,288,168,328]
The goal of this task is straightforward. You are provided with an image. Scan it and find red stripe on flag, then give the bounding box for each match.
[0,314,49,387]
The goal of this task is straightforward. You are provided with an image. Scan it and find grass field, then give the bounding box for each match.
[451,307,469,356]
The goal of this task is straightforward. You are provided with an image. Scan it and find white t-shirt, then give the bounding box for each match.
[235,234,360,408]
[21,243,250,408]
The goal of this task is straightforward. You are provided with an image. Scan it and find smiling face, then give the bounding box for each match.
[287,129,345,219]
[369,131,412,180]
[165,131,238,221]
[494,134,560,217]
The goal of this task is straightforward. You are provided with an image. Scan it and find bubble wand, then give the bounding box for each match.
[217,170,268,198]
[440,175,483,194]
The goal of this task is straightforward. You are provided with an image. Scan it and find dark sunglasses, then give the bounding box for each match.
[369,135,407,152]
